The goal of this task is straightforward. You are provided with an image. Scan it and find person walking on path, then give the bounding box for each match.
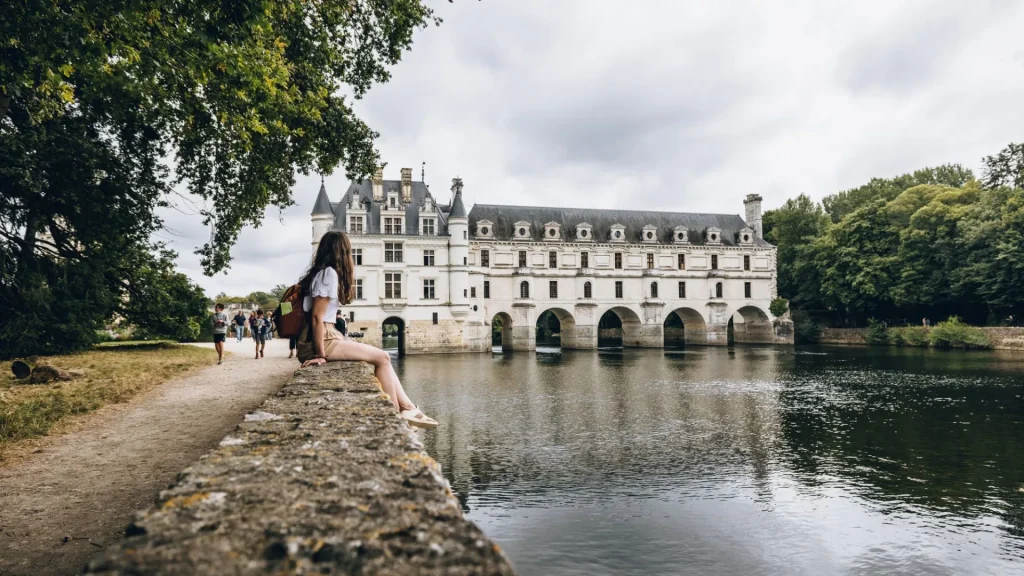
[212,303,228,365]
[248,312,258,342]
[296,231,437,429]
[233,310,247,342]
[254,310,268,359]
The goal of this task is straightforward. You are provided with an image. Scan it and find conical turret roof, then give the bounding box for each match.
[311,182,333,216]
[449,188,467,219]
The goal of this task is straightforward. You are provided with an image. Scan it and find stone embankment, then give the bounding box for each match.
[819,326,1024,350]
[85,363,515,575]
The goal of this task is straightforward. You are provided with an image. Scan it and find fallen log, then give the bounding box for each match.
[11,359,34,379]
[27,365,84,384]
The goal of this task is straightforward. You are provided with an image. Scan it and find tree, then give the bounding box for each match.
[822,164,974,223]
[1,1,438,355]
[120,249,210,342]
[982,142,1024,190]
[762,194,830,311]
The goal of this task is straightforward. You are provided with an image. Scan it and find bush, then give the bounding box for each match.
[792,310,820,344]
[865,318,889,345]
[890,327,928,347]
[928,317,991,349]
[770,298,789,318]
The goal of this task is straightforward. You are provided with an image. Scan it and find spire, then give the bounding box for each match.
[311,179,333,216]
[449,177,467,219]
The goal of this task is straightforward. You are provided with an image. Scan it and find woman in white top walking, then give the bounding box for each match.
[296,231,437,429]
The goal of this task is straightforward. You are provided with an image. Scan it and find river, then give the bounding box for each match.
[396,346,1024,575]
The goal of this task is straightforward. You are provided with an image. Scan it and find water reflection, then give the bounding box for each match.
[397,346,1024,575]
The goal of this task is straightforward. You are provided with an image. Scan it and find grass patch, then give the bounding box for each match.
[0,343,215,458]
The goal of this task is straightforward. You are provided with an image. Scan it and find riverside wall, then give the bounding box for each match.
[818,327,1024,350]
[86,363,515,576]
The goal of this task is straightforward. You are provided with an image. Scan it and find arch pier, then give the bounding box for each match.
[731,305,775,344]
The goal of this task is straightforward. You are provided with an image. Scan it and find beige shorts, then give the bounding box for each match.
[297,322,344,363]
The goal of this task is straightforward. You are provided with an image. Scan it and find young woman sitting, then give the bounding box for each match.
[297,231,437,430]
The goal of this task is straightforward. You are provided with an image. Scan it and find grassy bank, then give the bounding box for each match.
[0,343,215,458]
[868,317,993,349]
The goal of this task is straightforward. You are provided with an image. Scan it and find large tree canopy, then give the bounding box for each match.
[0,0,438,356]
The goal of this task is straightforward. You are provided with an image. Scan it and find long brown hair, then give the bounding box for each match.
[300,231,356,305]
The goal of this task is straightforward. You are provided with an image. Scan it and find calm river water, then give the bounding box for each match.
[396,346,1024,575]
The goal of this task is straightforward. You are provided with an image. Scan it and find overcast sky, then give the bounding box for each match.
[158,0,1024,298]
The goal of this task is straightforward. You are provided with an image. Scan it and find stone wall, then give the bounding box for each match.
[818,327,1024,350]
[86,363,515,575]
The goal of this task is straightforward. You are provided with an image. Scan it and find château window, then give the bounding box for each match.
[678,254,685,270]
[549,280,558,298]
[519,250,527,268]
[678,281,686,298]
[422,278,435,299]
[349,311,355,322]
[549,251,557,269]
[615,253,622,269]
[481,250,490,267]
[647,253,654,269]
[651,282,658,298]
[484,280,490,299]
[384,217,403,235]
[584,281,592,298]
[744,255,750,271]
[349,216,364,234]
[471,286,477,298]
[384,243,403,263]
[744,281,751,298]
[385,273,402,298]
[353,248,363,265]
[432,312,438,325]
[581,252,589,269]
[520,281,530,299]
[716,282,723,298]
[423,249,435,266]
[711,255,718,270]
[356,279,364,300]
[615,281,623,299]
[422,218,436,235]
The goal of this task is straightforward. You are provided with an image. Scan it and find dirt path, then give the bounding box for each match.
[0,338,298,576]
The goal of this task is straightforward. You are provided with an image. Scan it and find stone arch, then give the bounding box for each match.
[597,306,643,348]
[536,307,578,349]
[382,316,406,357]
[491,311,514,351]
[664,307,708,347]
[730,305,773,344]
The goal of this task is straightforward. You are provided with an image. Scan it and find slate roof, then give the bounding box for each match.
[328,180,448,235]
[311,182,333,215]
[467,204,770,246]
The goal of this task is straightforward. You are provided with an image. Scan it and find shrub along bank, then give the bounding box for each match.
[822,318,999,349]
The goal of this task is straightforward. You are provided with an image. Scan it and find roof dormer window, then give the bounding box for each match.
[642,225,658,244]
[544,221,561,242]
[514,220,531,241]
[576,222,593,242]
[737,226,754,246]
[475,219,494,239]
[673,226,689,244]
[706,226,722,245]
[609,223,626,242]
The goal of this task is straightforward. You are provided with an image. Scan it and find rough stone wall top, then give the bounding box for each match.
[86,363,515,575]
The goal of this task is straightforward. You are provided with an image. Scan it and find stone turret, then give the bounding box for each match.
[447,177,469,319]
[311,181,334,252]
[744,194,763,239]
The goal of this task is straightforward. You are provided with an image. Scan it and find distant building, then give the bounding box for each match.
[311,167,792,354]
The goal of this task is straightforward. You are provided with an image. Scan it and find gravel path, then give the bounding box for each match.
[0,338,298,575]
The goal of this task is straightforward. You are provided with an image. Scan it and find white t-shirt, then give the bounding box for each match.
[303,267,340,323]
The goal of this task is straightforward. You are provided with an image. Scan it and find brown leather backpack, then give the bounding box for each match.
[272,284,307,339]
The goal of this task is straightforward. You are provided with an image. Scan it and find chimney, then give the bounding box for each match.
[744,194,763,239]
[372,167,384,202]
[400,167,413,204]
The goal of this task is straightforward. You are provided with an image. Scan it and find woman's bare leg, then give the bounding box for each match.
[325,340,415,411]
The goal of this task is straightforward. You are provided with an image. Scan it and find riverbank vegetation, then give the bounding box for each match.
[765,142,1024,343]
[0,343,214,459]
[1,1,438,359]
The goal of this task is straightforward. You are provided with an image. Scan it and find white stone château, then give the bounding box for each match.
[310,167,793,354]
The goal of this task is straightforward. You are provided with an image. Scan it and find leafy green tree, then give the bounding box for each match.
[822,164,974,223]
[121,249,210,342]
[762,194,830,310]
[1,0,438,356]
[982,142,1024,190]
